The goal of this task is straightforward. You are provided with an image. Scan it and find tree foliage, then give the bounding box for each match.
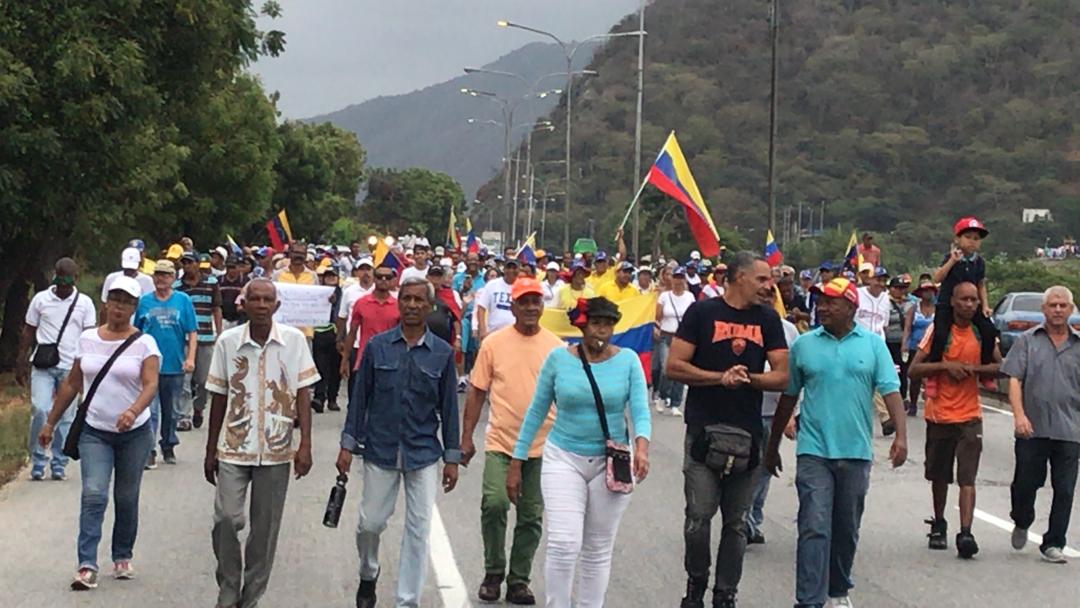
[362,168,465,242]
[492,0,1080,265]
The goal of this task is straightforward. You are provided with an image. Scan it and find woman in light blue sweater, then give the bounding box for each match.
[507,297,651,608]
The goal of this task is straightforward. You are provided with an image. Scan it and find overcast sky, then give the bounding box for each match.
[251,0,643,119]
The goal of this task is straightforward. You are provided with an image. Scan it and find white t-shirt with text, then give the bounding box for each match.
[477,277,515,333]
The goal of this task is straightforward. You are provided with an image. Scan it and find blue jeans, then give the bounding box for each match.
[77,423,154,570]
[29,366,75,475]
[747,416,774,536]
[153,373,184,450]
[356,461,439,607]
[654,334,686,408]
[794,455,871,608]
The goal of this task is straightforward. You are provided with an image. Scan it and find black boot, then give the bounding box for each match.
[680,577,708,608]
[926,517,948,550]
[712,588,736,608]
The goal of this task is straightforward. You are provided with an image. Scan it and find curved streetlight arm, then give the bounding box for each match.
[570,30,646,61]
[497,20,568,53]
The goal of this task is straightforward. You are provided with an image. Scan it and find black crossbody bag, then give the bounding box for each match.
[33,292,79,369]
[63,332,143,460]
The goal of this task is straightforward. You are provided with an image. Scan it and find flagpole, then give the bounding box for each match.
[616,178,651,235]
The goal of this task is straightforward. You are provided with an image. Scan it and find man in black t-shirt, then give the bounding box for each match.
[667,251,789,608]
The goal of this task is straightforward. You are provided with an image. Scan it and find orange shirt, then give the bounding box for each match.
[470,325,563,458]
[919,324,981,423]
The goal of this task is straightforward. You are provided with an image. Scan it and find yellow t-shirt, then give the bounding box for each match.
[597,281,638,304]
[139,258,156,275]
[585,267,616,290]
[556,284,596,309]
[470,325,564,458]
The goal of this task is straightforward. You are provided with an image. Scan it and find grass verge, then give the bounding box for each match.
[0,373,30,487]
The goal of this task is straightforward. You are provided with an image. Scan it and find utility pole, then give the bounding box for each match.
[632,0,646,261]
[766,0,781,236]
[820,199,825,233]
[511,147,521,243]
[797,200,803,243]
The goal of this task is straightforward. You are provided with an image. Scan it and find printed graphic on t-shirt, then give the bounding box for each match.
[711,321,764,347]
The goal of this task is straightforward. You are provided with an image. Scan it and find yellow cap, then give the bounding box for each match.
[166,243,184,259]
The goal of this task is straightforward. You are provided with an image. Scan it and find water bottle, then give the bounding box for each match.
[323,473,348,528]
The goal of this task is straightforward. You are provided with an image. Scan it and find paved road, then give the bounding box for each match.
[2,394,1079,607]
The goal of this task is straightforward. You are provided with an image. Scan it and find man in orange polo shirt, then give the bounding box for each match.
[908,281,1001,559]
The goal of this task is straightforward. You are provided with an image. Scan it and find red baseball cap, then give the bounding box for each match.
[510,277,544,301]
[953,216,989,238]
[811,277,859,306]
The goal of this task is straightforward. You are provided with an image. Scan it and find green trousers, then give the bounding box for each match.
[482,451,544,584]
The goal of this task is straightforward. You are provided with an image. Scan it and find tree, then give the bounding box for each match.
[362,168,465,241]
[268,121,366,242]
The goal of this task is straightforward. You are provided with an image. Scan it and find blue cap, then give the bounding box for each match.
[570,260,589,273]
[595,250,608,262]
[818,260,836,271]
[799,269,814,280]
[127,239,145,252]
[874,266,889,278]
[672,265,687,276]
[617,261,635,272]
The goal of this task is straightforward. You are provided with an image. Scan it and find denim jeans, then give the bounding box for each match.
[28,366,75,475]
[155,373,184,450]
[356,461,439,608]
[794,455,871,608]
[1010,438,1080,551]
[77,423,154,570]
[683,432,756,598]
[654,334,686,408]
[747,417,774,536]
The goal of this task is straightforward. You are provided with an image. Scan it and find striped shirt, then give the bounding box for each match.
[177,277,221,343]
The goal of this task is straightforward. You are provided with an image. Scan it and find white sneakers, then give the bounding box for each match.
[829,597,854,608]
[1041,546,1068,564]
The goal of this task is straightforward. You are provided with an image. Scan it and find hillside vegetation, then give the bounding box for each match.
[491,0,1080,268]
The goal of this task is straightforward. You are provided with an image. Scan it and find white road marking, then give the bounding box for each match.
[430,504,473,608]
[980,401,1014,417]
[965,507,1080,558]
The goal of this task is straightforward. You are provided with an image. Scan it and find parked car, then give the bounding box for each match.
[992,291,1080,356]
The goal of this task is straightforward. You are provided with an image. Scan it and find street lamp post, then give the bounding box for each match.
[497,20,645,252]
[632,0,646,261]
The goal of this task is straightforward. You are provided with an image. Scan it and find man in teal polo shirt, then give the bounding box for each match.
[765,277,907,608]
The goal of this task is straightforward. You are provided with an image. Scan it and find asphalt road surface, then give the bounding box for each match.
[2,393,1079,607]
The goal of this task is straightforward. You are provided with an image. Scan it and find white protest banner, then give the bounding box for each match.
[272,283,335,327]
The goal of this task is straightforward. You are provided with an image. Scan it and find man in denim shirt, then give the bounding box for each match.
[337,277,461,608]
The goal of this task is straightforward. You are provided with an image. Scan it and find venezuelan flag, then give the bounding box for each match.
[842,230,862,272]
[447,207,462,251]
[372,237,404,273]
[540,292,658,384]
[764,230,783,267]
[516,232,538,266]
[265,210,293,252]
[465,217,479,254]
[646,132,721,257]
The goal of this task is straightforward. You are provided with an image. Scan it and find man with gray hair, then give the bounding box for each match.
[338,276,461,608]
[1002,285,1080,564]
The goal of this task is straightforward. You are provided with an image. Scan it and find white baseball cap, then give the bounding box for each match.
[121,247,141,270]
[546,261,560,271]
[107,275,142,299]
[690,250,702,260]
[213,246,229,260]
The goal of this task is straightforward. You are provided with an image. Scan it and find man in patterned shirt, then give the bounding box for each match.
[203,278,319,608]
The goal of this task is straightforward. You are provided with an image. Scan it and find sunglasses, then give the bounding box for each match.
[52,275,76,286]
[374,274,394,280]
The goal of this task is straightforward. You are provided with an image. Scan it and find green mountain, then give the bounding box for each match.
[486,0,1080,266]
[307,42,597,198]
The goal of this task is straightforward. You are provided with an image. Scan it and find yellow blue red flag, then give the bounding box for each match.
[540,292,658,383]
[645,132,721,257]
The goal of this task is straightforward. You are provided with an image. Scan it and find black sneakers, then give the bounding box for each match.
[926,518,948,550]
[680,577,708,608]
[956,530,979,559]
[355,578,377,608]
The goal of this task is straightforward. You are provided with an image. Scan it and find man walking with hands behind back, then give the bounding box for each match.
[203,279,318,608]
[1002,285,1080,564]
[461,277,563,604]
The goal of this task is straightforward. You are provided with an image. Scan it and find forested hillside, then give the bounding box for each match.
[493,0,1080,266]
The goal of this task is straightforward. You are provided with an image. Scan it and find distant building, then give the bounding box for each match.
[1022,208,1053,223]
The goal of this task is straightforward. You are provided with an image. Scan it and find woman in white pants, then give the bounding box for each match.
[508,297,652,607]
